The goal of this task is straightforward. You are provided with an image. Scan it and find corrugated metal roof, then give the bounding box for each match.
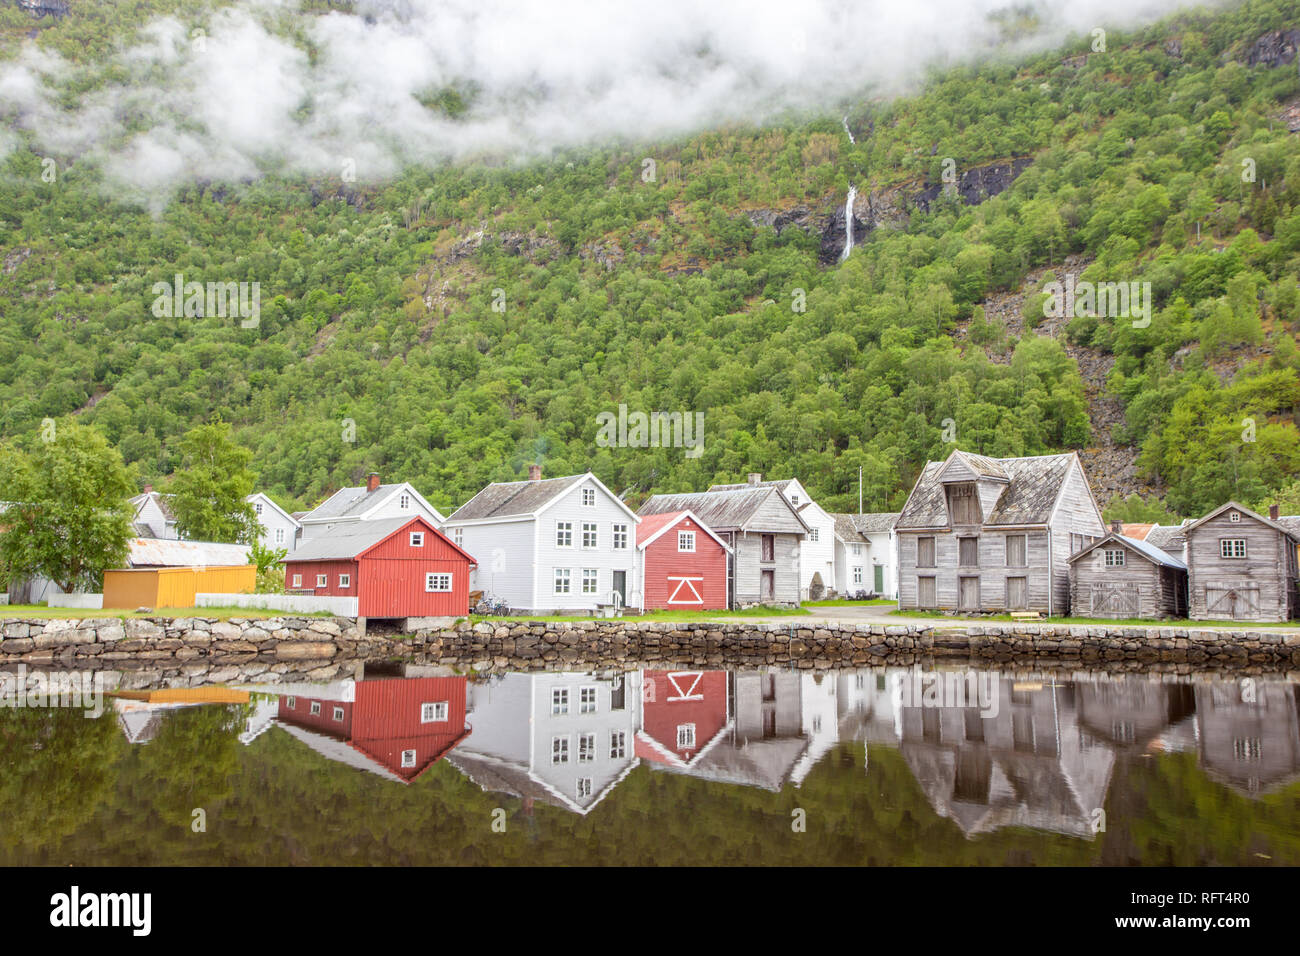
[287,517,420,562]
[638,486,807,533]
[1069,532,1186,570]
[447,475,586,521]
[896,453,1076,529]
[126,538,251,567]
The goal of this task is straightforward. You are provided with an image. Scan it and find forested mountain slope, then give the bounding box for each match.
[1,0,1298,519]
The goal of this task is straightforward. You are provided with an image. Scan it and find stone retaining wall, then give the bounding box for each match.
[3,617,1300,688]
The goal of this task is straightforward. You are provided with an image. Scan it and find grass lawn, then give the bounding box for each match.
[804,598,896,607]
[888,609,1300,629]
[0,604,335,620]
[469,605,812,624]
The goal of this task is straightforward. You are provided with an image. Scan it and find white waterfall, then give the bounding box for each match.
[842,116,855,145]
[840,185,857,262]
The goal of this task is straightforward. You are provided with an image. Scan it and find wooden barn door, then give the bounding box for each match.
[761,569,775,602]
[958,576,980,611]
[1090,582,1138,618]
[1206,584,1260,620]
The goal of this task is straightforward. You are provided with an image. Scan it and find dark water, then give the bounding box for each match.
[3,665,1299,865]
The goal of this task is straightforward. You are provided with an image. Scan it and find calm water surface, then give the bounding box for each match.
[3,665,1298,865]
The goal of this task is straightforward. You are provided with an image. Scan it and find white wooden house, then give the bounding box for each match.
[830,512,899,598]
[298,473,444,541]
[708,476,834,600]
[443,467,640,614]
[246,492,302,553]
[128,487,178,539]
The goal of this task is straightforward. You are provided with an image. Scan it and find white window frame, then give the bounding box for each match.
[310,701,321,716]
[579,686,598,714]
[401,749,417,768]
[582,488,596,507]
[582,522,598,549]
[581,569,598,594]
[338,573,350,588]
[410,531,424,547]
[552,735,570,764]
[286,696,296,709]
[1104,549,1125,567]
[576,777,593,798]
[292,574,302,588]
[332,705,344,722]
[421,701,448,723]
[853,566,863,585]
[677,723,696,750]
[275,528,284,544]
[1221,538,1246,559]
[315,574,328,588]
[851,543,862,556]
[425,572,452,592]
[552,687,569,715]
[578,733,596,763]
[612,523,628,549]
[554,568,571,594]
[399,494,410,510]
[678,531,696,553]
[453,528,464,547]
[556,521,573,548]
[610,730,626,759]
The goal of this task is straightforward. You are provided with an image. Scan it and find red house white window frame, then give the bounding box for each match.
[425,573,452,592]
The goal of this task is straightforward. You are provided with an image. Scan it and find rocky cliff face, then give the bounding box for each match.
[909,157,1034,214]
[1245,29,1300,68]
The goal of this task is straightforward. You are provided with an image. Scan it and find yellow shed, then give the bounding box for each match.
[102,565,256,610]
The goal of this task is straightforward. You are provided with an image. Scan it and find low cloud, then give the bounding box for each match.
[0,0,1218,204]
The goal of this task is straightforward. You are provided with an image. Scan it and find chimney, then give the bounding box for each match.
[1270,503,1280,520]
[747,473,762,486]
[366,473,381,493]
[528,464,542,482]
[1111,519,1122,534]
[143,484,153,494]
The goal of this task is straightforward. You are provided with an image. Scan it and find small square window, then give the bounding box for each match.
[421,701,448,723]
[332,705,344,721]
[410,531,424,547]
[425,573,452,592]
[401,749,417,768]
[1104,549,1125,567]
[1221,539,1246,559]
[678,531,696,552]
[338,573,350,588]
[286,696,296,709]
[316,574,327,588]
[310,701,321,716]
[292,574,302,588]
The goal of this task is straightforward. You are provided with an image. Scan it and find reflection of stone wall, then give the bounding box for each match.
[1,617,1299,686]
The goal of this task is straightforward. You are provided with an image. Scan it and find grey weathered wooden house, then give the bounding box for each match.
[638,485,808,607]
[1184,502,1299,622]
[1067,523,1188,619]
[895,449,1106,615]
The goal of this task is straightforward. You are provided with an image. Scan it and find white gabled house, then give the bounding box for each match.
[831,512,900,598]
[246,492,302,553]
[297,473,444,540]
[443,467,640,614]
[129,486,178,539]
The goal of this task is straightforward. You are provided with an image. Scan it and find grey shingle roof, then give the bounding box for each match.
[831,513,864,542]
[287,516,424,562]
[447,475,586,521]
[1144,523,1189,556]
[707,478,795,493]
[853,512,899,534]
[303,484,409,521]
[896,453,1076,529]
[639,486,808,533]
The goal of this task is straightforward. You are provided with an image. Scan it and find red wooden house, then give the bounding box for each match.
[634,510,731,611]
[284,515,477,618]
[277,676,471,783]
[636,669,731,769]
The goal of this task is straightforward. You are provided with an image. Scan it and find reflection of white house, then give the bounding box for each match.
[298,473,444,540]
[708,477,834,600]
[246,492,301,553]
[447,671,642,815]
[790,673,842,786]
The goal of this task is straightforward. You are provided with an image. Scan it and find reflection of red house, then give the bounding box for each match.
[635,510,730,611]
[277,677,471,783]
[636,670,731,768]
[284,516,477,618]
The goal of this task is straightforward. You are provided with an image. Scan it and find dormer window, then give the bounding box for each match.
[946,482,979,524]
